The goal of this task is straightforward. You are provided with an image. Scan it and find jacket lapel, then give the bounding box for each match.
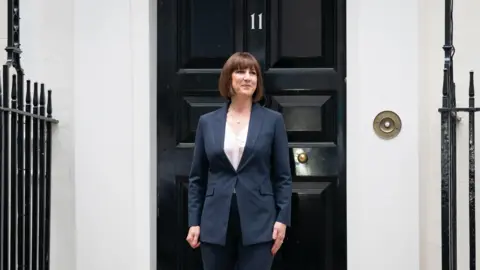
[237,103,264,171]
[212,102,237,172]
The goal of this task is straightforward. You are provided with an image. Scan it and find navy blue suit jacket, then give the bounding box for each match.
[188,102,292,246]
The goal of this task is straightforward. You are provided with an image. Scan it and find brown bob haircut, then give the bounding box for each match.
[218,52,264,102]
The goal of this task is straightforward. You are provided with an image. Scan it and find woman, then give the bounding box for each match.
[186,52,292,270]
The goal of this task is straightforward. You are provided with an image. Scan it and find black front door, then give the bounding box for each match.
[157,0,346,269]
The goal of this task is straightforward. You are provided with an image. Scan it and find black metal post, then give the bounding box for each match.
[440,0,457,268]
[0,71,2,270]
[5,0,22,73]
[25,80,32,270]
[17,68,26,270]
[468,71,476,270]
[32,84,39,270]
[1,66,9,270]
[0,66,5,270]
[38,85,46,270]
[44,90,53,270]
[10,74,18,270]
[5,1,23,268]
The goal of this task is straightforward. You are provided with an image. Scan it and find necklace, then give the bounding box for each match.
[228,111,241,124]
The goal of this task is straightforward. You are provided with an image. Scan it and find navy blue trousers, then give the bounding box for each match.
[200,194,274,270]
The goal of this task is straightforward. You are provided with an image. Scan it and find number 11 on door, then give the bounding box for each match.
[250,13,263,30]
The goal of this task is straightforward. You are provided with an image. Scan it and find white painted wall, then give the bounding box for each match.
[346,0,421,269]
[419,0,444,268]
[0,0,477,268]
[71,0,156,268]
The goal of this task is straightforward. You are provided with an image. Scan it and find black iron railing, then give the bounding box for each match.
[0,67,58,270]
[439,70,477,270]
[0,0,59,270]
[439,0,477,269]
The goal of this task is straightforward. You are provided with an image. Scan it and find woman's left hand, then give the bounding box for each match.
[271,221,286,255]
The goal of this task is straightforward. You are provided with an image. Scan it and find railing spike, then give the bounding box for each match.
[11,74,16,99]
[26,80,31,104]
[47,90,52,117]
[40,84,45,106]
[469,71,475,97]
[33,82,38,106]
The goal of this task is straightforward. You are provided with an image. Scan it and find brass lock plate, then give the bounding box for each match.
[373,110,402,139]
[297,152,308,164]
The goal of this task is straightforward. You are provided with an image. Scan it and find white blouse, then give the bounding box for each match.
[224,123,249,192]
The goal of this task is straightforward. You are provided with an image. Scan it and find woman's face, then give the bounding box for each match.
[231,68,258,98]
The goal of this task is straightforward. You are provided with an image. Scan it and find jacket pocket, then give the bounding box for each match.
[259,182,274,196]
[205,186,215,197]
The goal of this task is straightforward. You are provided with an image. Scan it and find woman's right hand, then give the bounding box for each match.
[186,226,201,249]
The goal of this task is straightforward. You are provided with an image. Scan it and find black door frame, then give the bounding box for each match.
[334,0,347,268]
[156,0,347,267]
